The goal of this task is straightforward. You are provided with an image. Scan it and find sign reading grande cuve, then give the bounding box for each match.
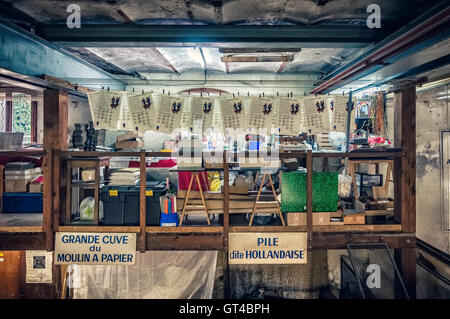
[54,232,137,265]
[228,232,307,264]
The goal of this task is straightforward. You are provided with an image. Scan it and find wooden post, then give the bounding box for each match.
[394,86,416,233]
[43,89,68,250]
[5,93,12,131]
[393,85,416,299]
[395,248,416,299]
[31,100,38,143]
[139,150,146,252]
[222,150,230,299]
[306,150,313,251]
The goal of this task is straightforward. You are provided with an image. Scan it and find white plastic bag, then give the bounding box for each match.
[79,197,104,221]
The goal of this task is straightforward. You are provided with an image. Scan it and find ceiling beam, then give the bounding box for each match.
[219,48,301,54]
[277,62,288,74]
[35,24,383,48]
[310,0,450,94]
[152,48,180,74]
[221,55,294,63]
[0,17,125,90]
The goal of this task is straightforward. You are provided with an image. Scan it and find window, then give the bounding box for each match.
[12,93,32,143]
[0,93,5,131]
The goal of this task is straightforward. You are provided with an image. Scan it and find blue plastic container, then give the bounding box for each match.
[160,213,179,226]
[2,192,43,213]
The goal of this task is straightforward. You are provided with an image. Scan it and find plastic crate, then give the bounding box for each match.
[100,181,166,226]
[160,213,179,226]
[2,192,43,213]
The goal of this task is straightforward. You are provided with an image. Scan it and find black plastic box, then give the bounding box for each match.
[100,181,166,226]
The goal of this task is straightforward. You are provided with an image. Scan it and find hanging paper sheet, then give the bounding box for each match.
[219,97,247,132]
[87,90,123,130]
[328,95,356,133]
[212,98,223,134]
[247,97,276,133]
[116,92,134,131]
[182,96,216,133]
[154,95,184,134]
[127,92,157,132]
[304,96,331,135]
[276,97,305,136]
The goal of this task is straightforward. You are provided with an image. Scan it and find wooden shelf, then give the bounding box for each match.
[0,226,43,233]
[0,150,45,157]
[146,226,223,233]
[58,226,140,233]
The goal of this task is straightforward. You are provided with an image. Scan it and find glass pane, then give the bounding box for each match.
[12,93,31,143]
[346,243,409,299]
[0,93,5,131]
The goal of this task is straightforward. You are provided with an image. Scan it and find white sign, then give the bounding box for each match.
[229,232,307,264]
[54,232,137,265]
[26,250,53,283]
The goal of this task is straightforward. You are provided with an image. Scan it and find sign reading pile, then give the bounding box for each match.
[54,232,137,265]
[229,232,307,264]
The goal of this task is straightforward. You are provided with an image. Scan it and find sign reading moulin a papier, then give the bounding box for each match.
[229,232,307,264]
[54,232,136,265]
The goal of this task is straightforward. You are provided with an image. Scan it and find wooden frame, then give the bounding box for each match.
[0,86,417,298]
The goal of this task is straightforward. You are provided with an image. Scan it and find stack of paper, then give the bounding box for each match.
[108,168,140,185]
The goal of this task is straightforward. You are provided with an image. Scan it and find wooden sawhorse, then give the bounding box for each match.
[249,170,286,226]
[179,170,211,226]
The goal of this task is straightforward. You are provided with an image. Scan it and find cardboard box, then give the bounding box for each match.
[229,185,248,195]
[29,176,43,193]
[344,214,366,225]
[5,178,29,192]
[287,212,331,226]
[115,139,144,149]
[116,132,142,142]
[5,167,42,192]
[29,182,43,193]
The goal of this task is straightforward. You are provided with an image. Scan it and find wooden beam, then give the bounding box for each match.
[139,150,146,252]
[43,89,68,250]
[0,233,47,250]
[5,94,12,131]
[42,75,93,94]
[312,233,415,250]
[146,226,223,233]
[223,151,230,298]
[31,100,37,143]
[59,226,140,233]
[395,248,417,298]
[394,86,416,233]
[221,55,294,63]
[306,150,313,250]
[219,48,302,54]
[146,234,223,250]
